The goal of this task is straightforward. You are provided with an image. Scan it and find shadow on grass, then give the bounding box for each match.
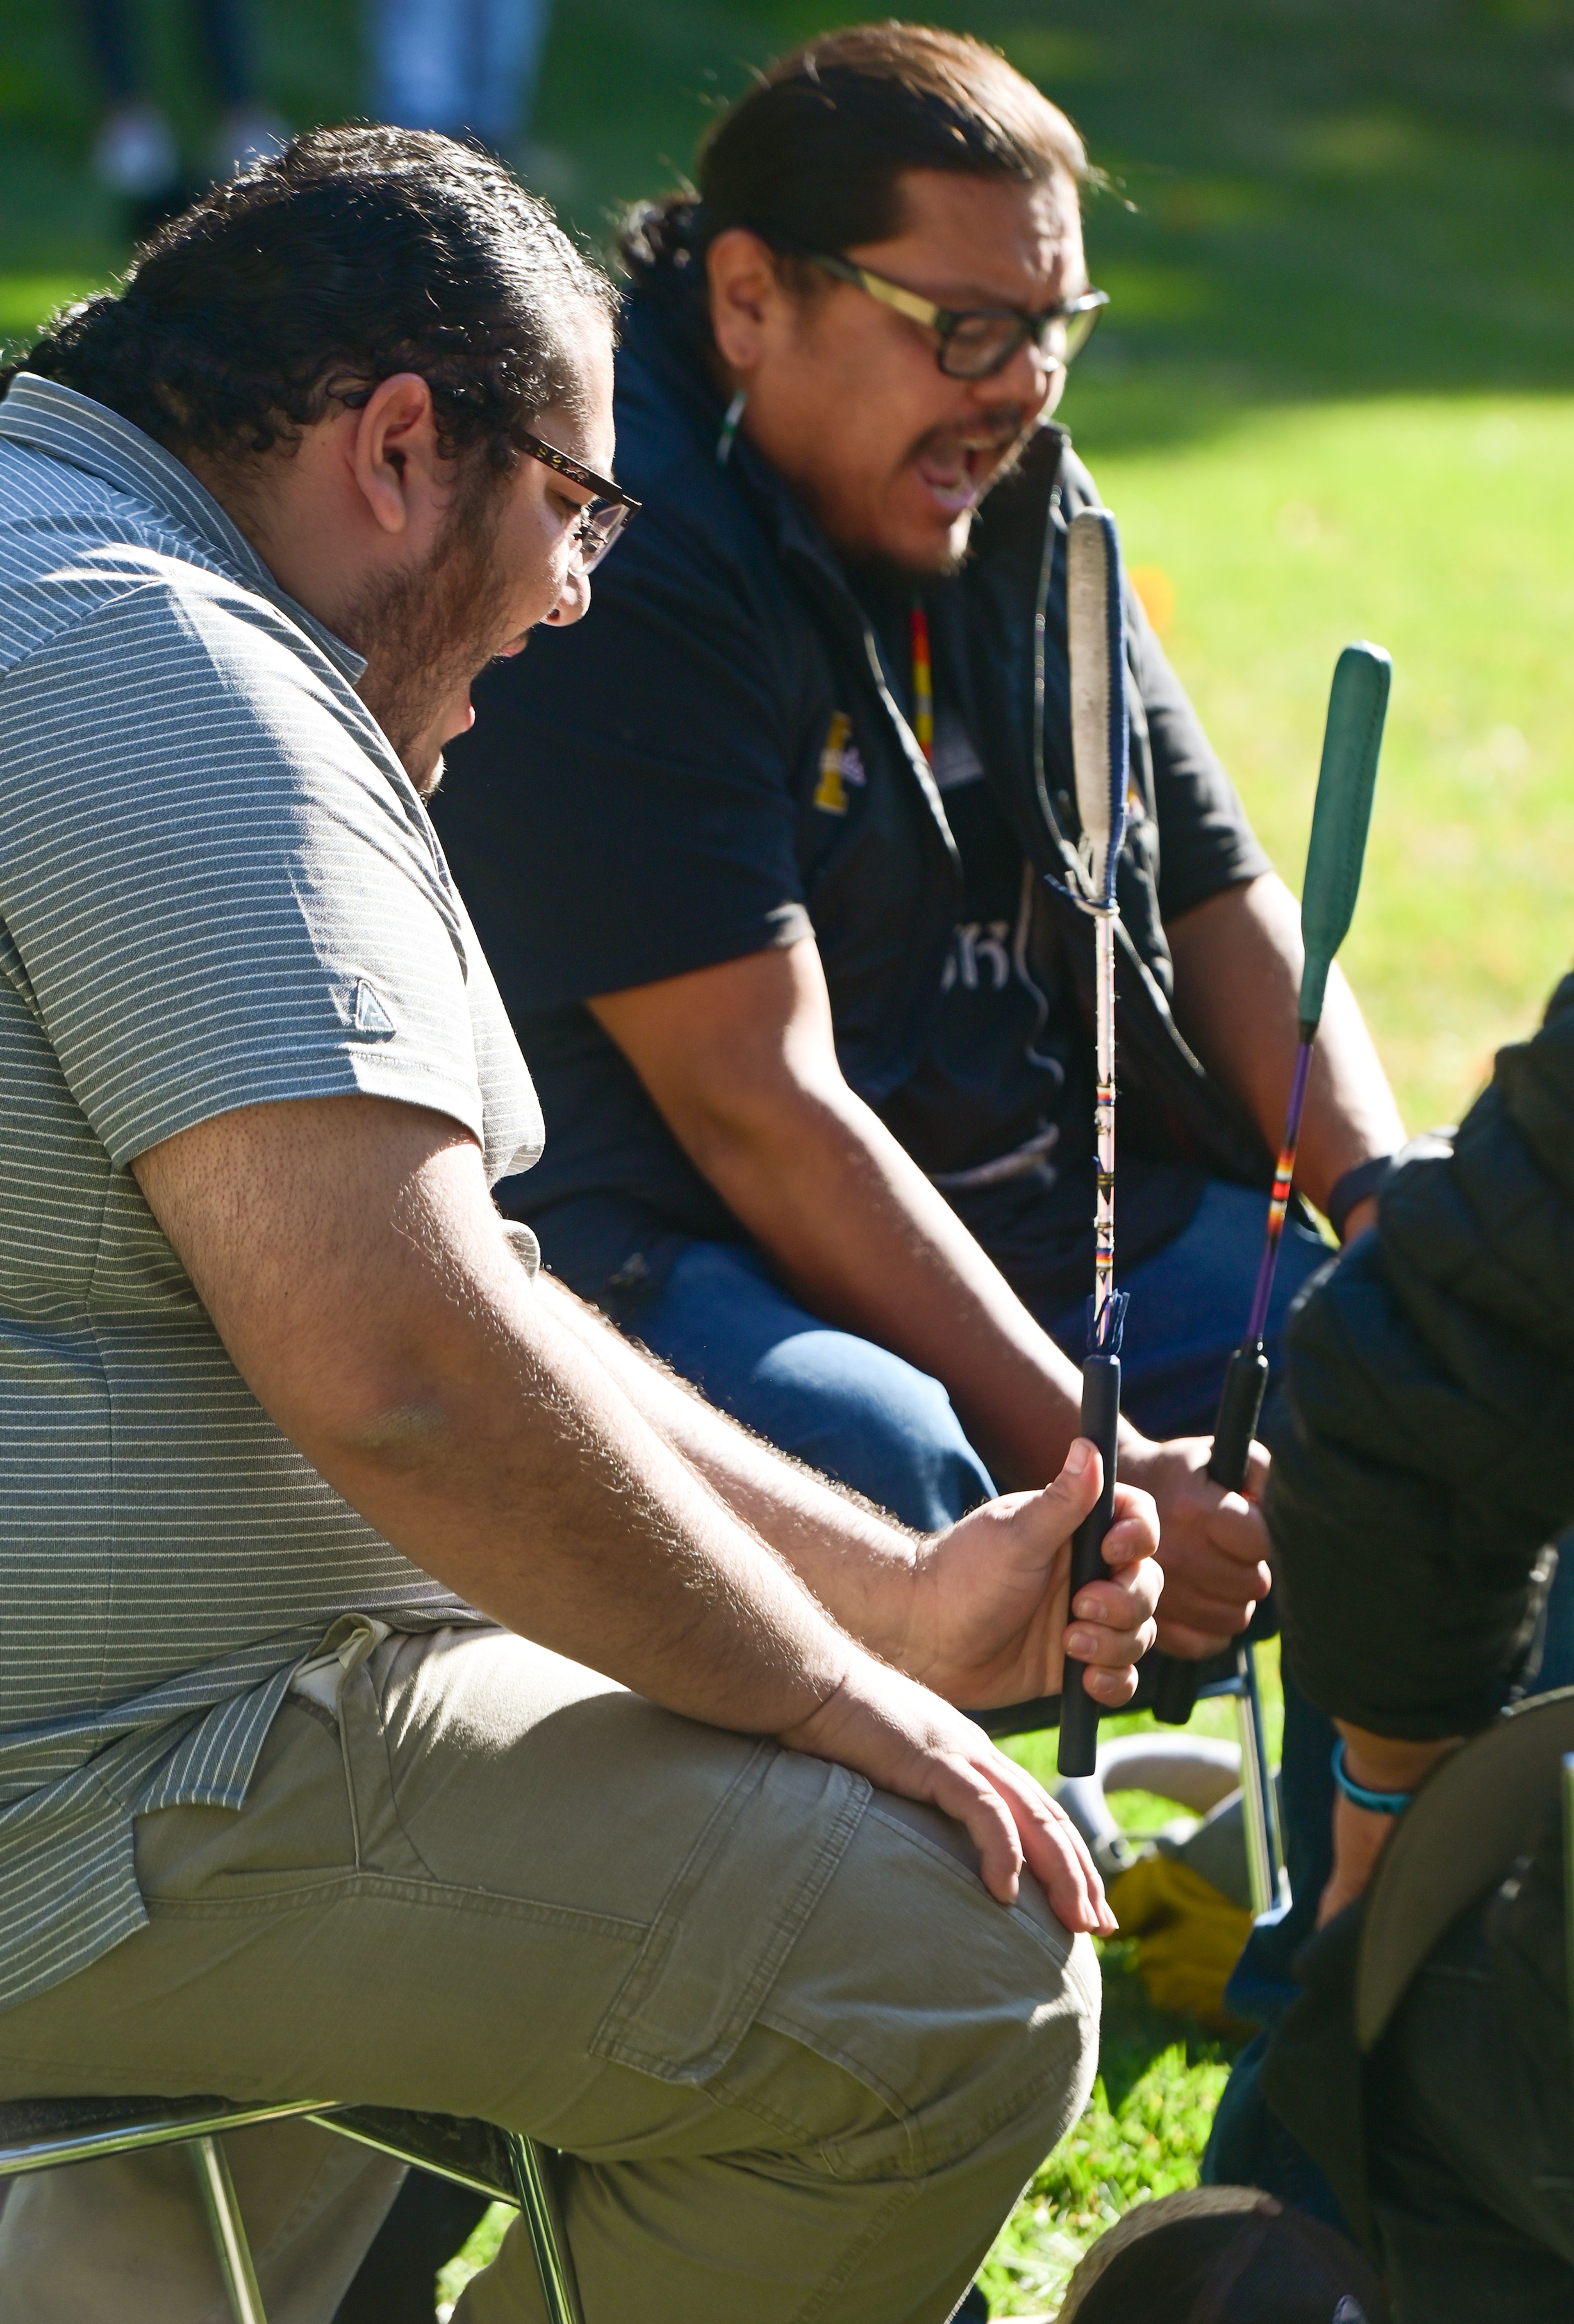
[1096,1934,1249,2113]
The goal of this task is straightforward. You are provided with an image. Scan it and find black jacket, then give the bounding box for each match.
[437,234,1275,1309]
[1268,974,1574,1736]
[1258,983,1574,2262]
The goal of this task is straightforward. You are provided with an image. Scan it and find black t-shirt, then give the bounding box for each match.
[852,577,1202,1319]
[883,748,1079,1178]
[850,562,1089,1184]
[436,302,1265,1320]
[888,737,1208,1319]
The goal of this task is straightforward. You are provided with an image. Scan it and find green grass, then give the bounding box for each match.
[2,0,1569,2307]
[978,2009,1235,2316]
[1007,1637,1283,1799]
[436,2206,512,2318]
[1078,391,1574,1131]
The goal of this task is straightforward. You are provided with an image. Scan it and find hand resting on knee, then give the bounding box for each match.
[134,1093,1156,1932]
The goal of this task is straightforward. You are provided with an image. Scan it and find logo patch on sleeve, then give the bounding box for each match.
[813,712,867,814]
[352,978,397,1038]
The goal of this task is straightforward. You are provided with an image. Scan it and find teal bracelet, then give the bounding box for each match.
[1331,1738,1413,1816]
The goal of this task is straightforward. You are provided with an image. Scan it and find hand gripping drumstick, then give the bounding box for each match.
[1058,510,1133,1780]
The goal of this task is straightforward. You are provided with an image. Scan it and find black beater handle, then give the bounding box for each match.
[1208,1342,1270,1495]
[1057,1352,1122,1777]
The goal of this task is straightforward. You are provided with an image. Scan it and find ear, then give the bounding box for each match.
[705,228,788,376]
[348,372,443,538]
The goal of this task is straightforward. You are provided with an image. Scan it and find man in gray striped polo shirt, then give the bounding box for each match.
[0,130,1161,2319]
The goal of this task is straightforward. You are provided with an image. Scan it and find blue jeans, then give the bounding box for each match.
[634,1180,1331,1532]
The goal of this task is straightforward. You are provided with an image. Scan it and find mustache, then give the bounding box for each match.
[920,409,1030,450]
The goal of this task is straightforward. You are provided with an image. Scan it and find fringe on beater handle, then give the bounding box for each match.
[1087,1288,1129,1358]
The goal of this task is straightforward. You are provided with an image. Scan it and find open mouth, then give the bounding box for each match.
[913,421,1024,517]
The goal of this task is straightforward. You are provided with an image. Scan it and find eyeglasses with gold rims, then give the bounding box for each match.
[810,255,1109,383]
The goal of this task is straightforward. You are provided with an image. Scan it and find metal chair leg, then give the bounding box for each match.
[1234,1643,1288,1917]
[190,2133,268,2324]
[508,2134,585,2324]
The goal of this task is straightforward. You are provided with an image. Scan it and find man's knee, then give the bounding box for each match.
[749,1789,1101,2183]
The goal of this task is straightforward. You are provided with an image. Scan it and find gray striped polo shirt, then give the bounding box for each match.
[0,374,544,2010]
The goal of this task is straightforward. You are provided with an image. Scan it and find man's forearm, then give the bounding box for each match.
[131,1095,1144,1932]
[1316,1721,1459,1926]
[590,938,1269,1652]
[669,1078,1097,1491]
[1337,1722,1456,1794]
[294,1280,859,1734]
[591,939,1142,1489]
[136,1102,862,1737]
[613,1056,1272,1654]
[538,1272,926,1652]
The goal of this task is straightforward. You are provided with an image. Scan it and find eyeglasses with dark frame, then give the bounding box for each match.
[334,389,639,572]
[810,255,1109,383]
[515,430,640,572]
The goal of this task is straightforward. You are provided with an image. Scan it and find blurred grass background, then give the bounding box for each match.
[3,0,1569,2308]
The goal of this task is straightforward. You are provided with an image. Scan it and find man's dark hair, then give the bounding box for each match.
[6,125,616,473]
[622,21,1087,288]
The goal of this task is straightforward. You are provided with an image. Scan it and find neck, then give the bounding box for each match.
[178,435,376,649]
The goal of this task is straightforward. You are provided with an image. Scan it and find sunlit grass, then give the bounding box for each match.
[436,2204,512,2319]
[979,2028,1234,2317]
[1074,387,1574,1135]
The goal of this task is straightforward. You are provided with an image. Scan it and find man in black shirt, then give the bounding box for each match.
[439,23,1404,1663]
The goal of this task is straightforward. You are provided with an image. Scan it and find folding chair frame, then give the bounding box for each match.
[0,2092,584,2324]
[1229,1641,1288,1917]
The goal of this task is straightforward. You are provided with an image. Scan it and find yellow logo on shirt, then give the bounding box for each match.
[814,713,866,814]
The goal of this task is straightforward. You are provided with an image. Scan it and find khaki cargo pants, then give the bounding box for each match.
[0,1622,1099,2322]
